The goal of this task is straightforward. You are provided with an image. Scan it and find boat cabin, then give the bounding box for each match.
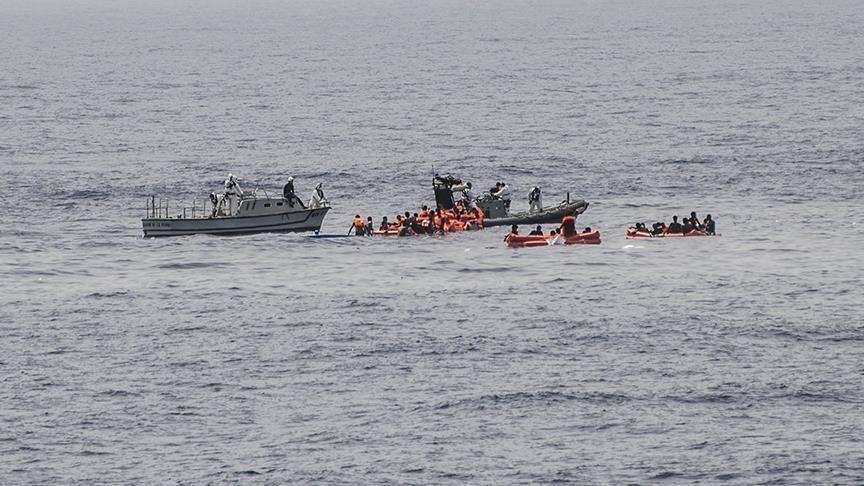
[236,197,306,217]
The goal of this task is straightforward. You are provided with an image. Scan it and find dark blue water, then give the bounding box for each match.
[2,0,863,483]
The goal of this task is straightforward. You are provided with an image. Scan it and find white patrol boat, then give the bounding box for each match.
[142,175,330,237]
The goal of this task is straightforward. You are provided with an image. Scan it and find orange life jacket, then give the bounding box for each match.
[450,220,464,232]
[354,217,365,229]
[561,215,576,236]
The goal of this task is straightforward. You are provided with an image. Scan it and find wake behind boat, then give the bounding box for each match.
[142,174,331,237]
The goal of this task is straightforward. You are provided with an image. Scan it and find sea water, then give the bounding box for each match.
[2,0,863,482]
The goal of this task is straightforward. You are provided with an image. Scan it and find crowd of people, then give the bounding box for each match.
[349,203,486,237]
[631,211,716,236]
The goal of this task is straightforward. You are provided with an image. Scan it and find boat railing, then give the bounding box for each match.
[145,195,213,220]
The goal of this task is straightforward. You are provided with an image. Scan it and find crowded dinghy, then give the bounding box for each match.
[626,212,719,239]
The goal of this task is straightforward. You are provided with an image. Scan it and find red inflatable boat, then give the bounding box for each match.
[506,230,601,248]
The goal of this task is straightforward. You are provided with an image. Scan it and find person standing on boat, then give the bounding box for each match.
[528,186,542,213]
[494,182,511,213]
[309,182,327,209]
[461,182,475,209]
[224,173,243,216]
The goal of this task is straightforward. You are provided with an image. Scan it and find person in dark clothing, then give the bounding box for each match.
[681,217,694,233]
[505,224,519,241]
[582,227,592,233]
[703,214,716,235]
[283,177,296,207]
[652,222,666,235]
[379,216,390,231]
[365,217,374,236]
[411,213,423,234]
[690,211,703,231]
[399,214,415,236]
[667,215,683,233]
[529,225,543,236]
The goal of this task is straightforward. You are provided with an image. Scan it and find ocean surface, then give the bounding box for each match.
[2,0,864,483]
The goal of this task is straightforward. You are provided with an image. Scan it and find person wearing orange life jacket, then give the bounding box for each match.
[559,212,578,238]
[449,218,464,232]
[349,214,366,236]
[432,211,443,231]
[505,224,519,242]
[419,206,430,219]
[474,206,484,227]
[441,216,452,232]
[464,207,481,230]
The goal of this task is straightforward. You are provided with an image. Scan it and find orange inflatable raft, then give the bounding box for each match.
[506,230,601,248]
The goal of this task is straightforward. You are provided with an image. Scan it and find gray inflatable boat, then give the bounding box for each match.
[477,197,589,228]
[432,175,589,228]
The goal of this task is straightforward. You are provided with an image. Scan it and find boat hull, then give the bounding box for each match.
[483,200,590,227]
[142,207,329,237]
